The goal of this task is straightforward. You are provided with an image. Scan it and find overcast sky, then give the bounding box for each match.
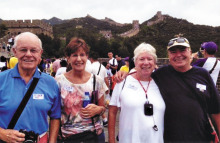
[1,0,220,27]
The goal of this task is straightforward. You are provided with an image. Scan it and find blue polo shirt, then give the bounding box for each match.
[0,64,61,134]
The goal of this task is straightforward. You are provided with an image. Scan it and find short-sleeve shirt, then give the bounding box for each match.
[90,61,107,80]
[192,57,220,85]
[110,75,165,143]
[0,64,61,134]
[152,65,220,142]
[55,74,106,137]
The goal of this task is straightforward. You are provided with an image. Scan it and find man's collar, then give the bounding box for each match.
[11,64,41,78]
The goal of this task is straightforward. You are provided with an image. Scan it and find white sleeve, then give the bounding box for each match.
[109,80,125,107]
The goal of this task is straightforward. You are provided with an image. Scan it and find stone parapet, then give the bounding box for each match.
[2,19,53,38]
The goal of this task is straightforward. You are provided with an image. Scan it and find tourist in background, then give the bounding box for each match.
[56,37,106,143]
[120,57,129,73]
[55,59,68,77]
[8,56,18,69]
[115,55,125,71]
[108,43,165,143]
[108,52,118,75]
[192,41,220,85]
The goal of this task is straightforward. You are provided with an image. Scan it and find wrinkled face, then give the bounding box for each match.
[168,46,192,72]
[13,35,43,72]
[135,52,156,78]
[68,47,87,72]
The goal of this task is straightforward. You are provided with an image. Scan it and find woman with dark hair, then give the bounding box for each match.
[56,38,107,143]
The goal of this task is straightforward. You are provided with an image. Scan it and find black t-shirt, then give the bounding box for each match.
[152,65,220,142]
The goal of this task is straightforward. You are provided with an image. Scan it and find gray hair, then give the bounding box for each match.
[12,32,42,49]
[133,43,157,63]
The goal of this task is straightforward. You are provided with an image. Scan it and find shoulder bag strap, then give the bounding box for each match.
[91,74,97,133]
[7,77,40,129]
[209,59,218,74]
[97,63,101,75]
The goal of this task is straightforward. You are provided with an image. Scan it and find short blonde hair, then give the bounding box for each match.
[133,43,157,63]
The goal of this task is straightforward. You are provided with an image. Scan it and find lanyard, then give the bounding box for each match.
[137,78,151,100]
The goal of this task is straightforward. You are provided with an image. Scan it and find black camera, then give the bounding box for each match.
[144,102,153,116]
[19,129,39,143]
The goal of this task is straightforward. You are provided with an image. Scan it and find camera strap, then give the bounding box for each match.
[7,76,40,129]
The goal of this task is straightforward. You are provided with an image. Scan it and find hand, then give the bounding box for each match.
[80,104,102,118]
[114,71,127,83]
[1,129,25,143]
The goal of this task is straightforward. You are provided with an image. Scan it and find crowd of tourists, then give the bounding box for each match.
[0,31,219,143]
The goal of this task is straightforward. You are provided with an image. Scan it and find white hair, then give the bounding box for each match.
[133,43,157,63]
[12,32,42,49]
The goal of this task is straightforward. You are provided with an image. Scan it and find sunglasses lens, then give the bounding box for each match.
[176,38,185,43]
[168,41,174,46]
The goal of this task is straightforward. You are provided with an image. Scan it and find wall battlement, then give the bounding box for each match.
[2,19,53,38]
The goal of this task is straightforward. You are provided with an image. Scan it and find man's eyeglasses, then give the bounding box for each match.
[168,37,189,47]
[16,48,41,54]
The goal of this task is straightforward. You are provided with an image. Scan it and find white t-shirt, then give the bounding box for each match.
[55,67,67,77]
[85,59,92,73]
[90,61,107,80]
[203,57,220,85]
[110,75,165,143]
[109,58,118,66]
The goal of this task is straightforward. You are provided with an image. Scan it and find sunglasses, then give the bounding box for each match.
[168,37,189,47]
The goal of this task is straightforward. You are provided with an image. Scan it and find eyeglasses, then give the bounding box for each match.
[168,37,189,47]
[16,48,41,54]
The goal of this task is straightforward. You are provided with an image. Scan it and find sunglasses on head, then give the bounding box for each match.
[168,37,189,47]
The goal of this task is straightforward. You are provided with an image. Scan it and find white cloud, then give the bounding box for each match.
[0,0,220,26]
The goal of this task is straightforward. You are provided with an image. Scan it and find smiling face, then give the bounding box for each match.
[135,52,156,80]
[13,34,43,73]
[68,47,88,72]
[168,46,192,72]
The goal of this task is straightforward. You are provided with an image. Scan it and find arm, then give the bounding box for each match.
[111,65,118,70]
[108,105,118,143]
[49,119,60,143]
[211,113,220,138]
[114,70,128,83]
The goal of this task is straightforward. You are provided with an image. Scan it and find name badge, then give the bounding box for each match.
[127,84,138,90]
[196,83,206,92]
[63,86,74,92]
[33,94,44,99]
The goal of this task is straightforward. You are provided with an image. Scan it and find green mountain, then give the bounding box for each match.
[52,12,220,58]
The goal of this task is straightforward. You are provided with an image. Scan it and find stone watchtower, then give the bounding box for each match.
[132,20,139,30]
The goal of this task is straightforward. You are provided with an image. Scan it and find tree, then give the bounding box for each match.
[0,24,7,37]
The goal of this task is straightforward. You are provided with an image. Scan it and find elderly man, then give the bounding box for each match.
[114,37,220,142]
[0,32,61,143]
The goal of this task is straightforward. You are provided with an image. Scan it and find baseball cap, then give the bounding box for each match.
[203,41,218,54]
[124,57,129,61]
[167,37,190,50]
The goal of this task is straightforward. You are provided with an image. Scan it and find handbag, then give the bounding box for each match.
[179,74,219,143]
